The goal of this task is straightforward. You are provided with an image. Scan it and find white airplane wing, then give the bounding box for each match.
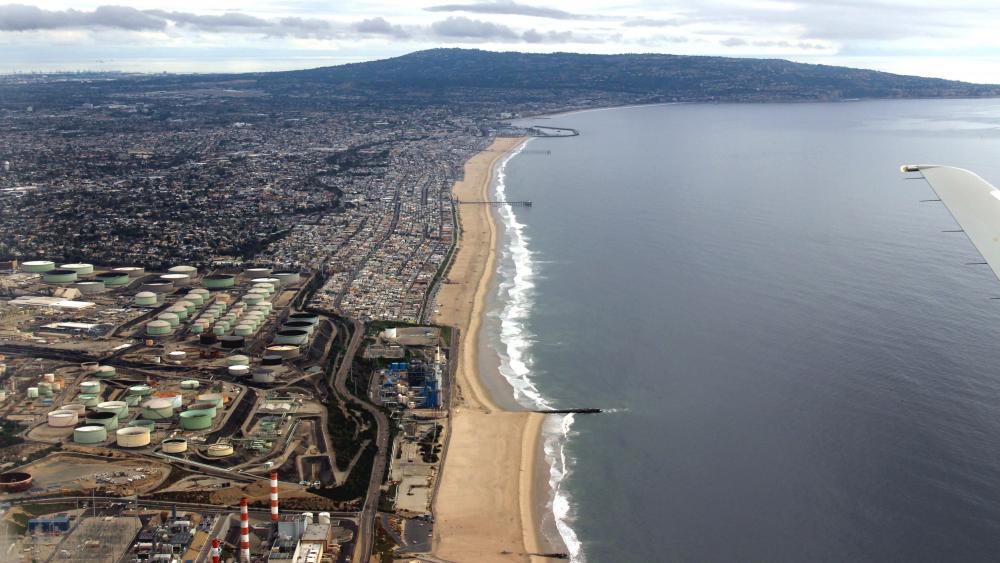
[902,164,1000,281]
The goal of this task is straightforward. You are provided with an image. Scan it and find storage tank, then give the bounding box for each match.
[141,398,175,420]
[318,512,331,525]
[179,410,212,430]
[234,324,254,337]
[47,409,78,427]
[60,403,86,415]
[282,321,315,335]
[156,313,180,327]
[220,335,245,349]
[78,393,100,407]
[261,355,283,366]
[190,324,204,335]
[128,385,152,397]
[167,351,186,363]
[245,267,272,278]
[21,260,55,273]
[95,365,116,378]
[95,401,128,417]
[205,443,234,457]
[85,411,118,430]
[74,425,108,444]
[26,387,39,399]
[273,271,300,285]
[288,313,320,326]
[187,403,218,418]
[202,274,236,289]
[252,282,275,294]
[228,365,249,378]
[42,269,78,284]
[265,345,300,359]
[168,265,197,276]
[37,382,52,397]
[113,266,145,277]
[81,361,100,373]
[212,325,227,336]
[199,334,219,346]
[80,380,101,394]
[73,281,105,294]
[152,391,182,409]
[273,329,308,345]
[183,293,204,306]
[302,512,313,525]
[176,300,196,314]
[252,368,276,384]
[60,263,94,276]
[242,295,263,306]
[165,306,188,320]
[146,320,172,336]
[95,271,129,286]
[160,273,191,287]
[195,393,225,408]
[226,355,250,366]
[162,438,188,453]
[127,419,155,430]
[140,281,173,293]
[180,379,200,390]
[116,427,151,448]
[134,291,158,306]
[0,471,33,492]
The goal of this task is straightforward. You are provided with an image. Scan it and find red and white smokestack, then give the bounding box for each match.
[239,497,251,562]
[269,471,279,522]
[211,538,221,563]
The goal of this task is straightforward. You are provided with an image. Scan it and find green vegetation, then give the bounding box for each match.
[0,420,25,448]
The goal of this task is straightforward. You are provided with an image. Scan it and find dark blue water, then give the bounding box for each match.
[499,100,1000,562]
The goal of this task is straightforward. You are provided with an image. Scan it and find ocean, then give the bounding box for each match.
[484,99,1000,562]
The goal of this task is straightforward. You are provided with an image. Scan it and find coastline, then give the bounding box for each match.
[432,136,558,562]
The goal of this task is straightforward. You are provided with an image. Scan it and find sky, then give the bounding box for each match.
[2,0,1000,83]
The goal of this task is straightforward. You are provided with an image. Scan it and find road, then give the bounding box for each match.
[325,318,391,563]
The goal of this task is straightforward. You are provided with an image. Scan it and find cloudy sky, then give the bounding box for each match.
[1,0,999,82]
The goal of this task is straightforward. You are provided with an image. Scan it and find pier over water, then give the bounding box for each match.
[456,200,533,207]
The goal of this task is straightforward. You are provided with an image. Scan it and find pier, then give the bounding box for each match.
[534,408,602,414]
[456,200,533,207]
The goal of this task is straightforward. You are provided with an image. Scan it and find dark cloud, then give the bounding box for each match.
[146,10,272,30]
[720,37,747,47]
[430,16,519,40]
[353,17,409,38]
[425,0,595,21]
[522,29,574,43]
[0,4,165,31]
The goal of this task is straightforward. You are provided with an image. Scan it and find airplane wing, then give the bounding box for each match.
[902,164,1000,282]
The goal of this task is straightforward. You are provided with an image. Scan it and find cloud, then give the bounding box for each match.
[622,17,683,28]
[0,4,165,31]
[430,16,519,40]
[425,0,593,21]
[352,17,409,38]
[720,37,747,47]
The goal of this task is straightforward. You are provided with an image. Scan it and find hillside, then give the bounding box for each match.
[269,48,1000,102]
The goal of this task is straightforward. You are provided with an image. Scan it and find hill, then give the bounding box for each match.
[268,48,999,103]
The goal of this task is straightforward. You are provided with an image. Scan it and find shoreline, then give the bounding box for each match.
[432,136,559,562]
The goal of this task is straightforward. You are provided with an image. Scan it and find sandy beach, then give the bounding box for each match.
[432,136,553,562]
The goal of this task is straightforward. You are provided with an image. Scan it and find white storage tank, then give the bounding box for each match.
[47,409,79,427]
[116,427,151,448]
[162,438,188,453]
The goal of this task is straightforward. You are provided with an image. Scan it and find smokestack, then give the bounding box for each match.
[211,538,221,563]
[240,497,251,562]
[270,471,279,522]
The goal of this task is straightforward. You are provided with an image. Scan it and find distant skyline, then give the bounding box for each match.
[2,1,1000,82]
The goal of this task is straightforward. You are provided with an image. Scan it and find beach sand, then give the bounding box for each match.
[433,136,552,562]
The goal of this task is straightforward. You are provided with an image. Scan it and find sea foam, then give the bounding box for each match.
[493,139,584,561]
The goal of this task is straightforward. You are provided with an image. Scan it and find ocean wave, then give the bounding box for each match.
[493,139,584,562]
